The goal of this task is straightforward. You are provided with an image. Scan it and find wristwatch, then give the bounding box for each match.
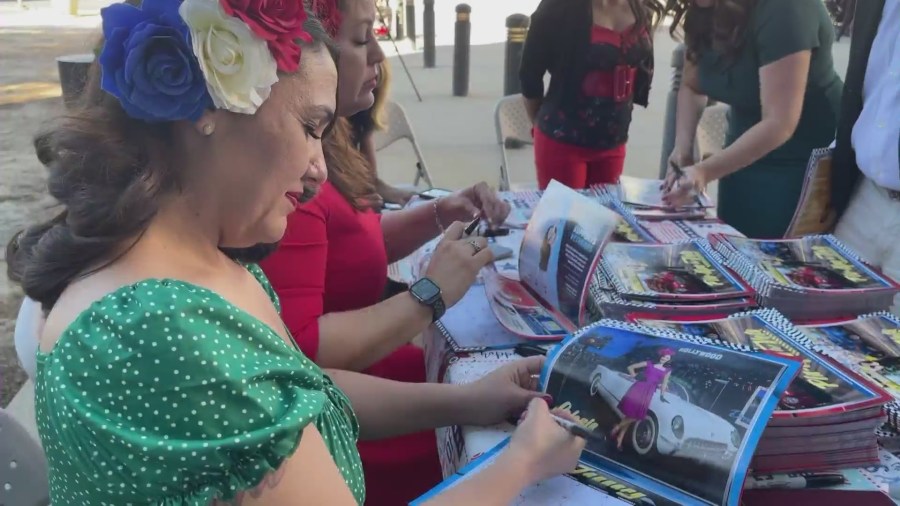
[409,277,446,322]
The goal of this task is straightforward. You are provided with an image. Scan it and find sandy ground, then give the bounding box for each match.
[0,17,99,406]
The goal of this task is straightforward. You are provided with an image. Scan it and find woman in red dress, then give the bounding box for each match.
[259,1,511,504]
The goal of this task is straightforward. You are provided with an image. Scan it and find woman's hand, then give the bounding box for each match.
[504,398,586,485]
[662,148,695,192]
[377,181,415,206]
[423,221,494,307]
[461,356,547,426]
[437,182,511,227]
[661,165,707,207]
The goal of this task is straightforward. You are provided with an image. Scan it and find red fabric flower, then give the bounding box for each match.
[220,0,312,73]
[308,0,342,38]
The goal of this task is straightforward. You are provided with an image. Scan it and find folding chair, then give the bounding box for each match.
[0,407,50,506]
[15,296,43,380]
[696,102,730,161]
[494,94,535,191]
[372,100,434,189]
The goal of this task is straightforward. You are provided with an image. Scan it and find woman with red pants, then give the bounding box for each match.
[520,0,662,189]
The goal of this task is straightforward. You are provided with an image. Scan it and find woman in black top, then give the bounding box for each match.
[520,0,662,189]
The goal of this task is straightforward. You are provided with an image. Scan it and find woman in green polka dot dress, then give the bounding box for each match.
[6,2,585,505]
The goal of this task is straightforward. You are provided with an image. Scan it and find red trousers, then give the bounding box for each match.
[534,128,626,189]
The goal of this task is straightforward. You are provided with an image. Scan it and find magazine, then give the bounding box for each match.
[600,241,753,302]
[628,310,891,421]
[784,147,837,238]
[416,321,802,506]
[483,181,623,339]
[599,175,713,210]
[712,235,895,293]
[797,312,900,431]
[711,234,900,319]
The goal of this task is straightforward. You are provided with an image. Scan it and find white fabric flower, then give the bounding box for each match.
[179,0,278,115]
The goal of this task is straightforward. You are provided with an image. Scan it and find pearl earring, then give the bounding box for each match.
[202,123,215,136]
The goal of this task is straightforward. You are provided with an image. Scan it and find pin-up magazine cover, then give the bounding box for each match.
[600,241,752,301]
[628,310,891,420]
[484,180,621,339]
[797,313,900,428]
[540,322,799,506]
[712,235,896,293]
[416,321,801,506]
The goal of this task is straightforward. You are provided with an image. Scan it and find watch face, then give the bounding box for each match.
[412,278,441,303]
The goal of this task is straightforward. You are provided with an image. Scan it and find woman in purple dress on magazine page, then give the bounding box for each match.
[611,348,675,450]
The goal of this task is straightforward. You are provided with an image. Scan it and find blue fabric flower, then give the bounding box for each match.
[99,0,211,122]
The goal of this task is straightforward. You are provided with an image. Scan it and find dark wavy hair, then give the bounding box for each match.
[664,0,758,63]
[5,9,337,310]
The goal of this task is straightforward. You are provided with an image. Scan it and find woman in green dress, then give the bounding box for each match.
[5,2,584,505]
[661,0,843,238]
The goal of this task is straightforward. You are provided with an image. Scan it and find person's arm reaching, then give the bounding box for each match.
[663,0,819,205]
[381,182,511,264]
[669,58,707,170]
[328,356,545,440]
[317,221,492,370]
[222,398,585,506]
[694,51,810,182]
[519,6,553,123]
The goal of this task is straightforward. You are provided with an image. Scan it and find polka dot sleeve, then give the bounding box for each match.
[35,279,338,505]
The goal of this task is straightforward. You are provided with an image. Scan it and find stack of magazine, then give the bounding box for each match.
[415,320,803,506]
[631,310,890,473]
[710,234,900,320]
[797,312,900,433]
[593,175,713,221]
[483,182,756,339]
[593,241,756,320]
[640,218,744,243]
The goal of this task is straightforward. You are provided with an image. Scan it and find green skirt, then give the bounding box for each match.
[717,160,807,239]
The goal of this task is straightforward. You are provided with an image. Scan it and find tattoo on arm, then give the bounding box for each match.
[212,465,288,506]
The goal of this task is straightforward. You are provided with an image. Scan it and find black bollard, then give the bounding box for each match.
[423,0,435,68]
[56,53,94,108]
[452,4,471,97]
[395,0,405,39]
[503,14,529,96]
[406,0,417,47]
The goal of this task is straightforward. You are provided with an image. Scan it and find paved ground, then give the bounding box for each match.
[0,0,851,408]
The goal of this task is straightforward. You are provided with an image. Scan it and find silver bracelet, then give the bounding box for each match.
[433,198,445,233]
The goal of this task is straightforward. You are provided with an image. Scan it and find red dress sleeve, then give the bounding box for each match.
[259,198,329,360]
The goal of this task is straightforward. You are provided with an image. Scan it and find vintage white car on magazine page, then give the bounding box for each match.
[589,365,741,465]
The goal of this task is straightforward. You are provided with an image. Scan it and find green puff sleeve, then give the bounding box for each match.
[753,0,824,67]
[35,279,343,505]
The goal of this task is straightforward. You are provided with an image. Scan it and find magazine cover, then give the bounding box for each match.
[482,268,572,339]
[629,310,891,419]
[716,235,895,292]
[516,180,621,326]
[540,320,800,506]
[600,241,752,301]
[797,313,900,397]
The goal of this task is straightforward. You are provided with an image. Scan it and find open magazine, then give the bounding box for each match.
[415,320,802,506]
[482,180,623,339]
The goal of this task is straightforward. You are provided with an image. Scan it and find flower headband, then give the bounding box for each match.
[99,0,311,123]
